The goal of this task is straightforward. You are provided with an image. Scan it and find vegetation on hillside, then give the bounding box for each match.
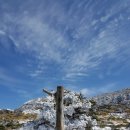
[0,110,37,130]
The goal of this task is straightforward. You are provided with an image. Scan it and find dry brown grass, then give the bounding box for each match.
[0,110,37,130]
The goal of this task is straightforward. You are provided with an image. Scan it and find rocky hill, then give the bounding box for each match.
[92,88,130,106]
[89,88,130,129]
[0,88,130,130]
[16,90,95,130]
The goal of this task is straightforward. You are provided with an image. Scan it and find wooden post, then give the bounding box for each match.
[56,86,64,130]
[85,121,92,130]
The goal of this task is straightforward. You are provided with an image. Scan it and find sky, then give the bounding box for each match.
[0,0,130,109]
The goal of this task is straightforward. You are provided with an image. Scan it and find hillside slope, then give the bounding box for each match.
[0,88,130,130]
[92,88,130,106]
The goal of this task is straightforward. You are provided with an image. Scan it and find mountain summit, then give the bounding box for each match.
[0,88,130,130]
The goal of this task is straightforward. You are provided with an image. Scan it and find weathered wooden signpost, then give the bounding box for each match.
[43,86,64,130]
[56,86,64,130]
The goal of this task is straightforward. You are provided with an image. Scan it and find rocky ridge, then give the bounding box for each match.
[92,88,130,106]
[0,88,130,130]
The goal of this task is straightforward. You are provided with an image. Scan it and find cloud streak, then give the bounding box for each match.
[0,0,130,80]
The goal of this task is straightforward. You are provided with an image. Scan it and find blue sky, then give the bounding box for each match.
[0,0,130,109]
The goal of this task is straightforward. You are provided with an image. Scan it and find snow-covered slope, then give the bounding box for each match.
[17,90,97,130]
[1,89,130,130]
[92,88,130,106]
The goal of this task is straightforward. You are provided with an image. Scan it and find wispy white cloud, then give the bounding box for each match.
[0,67,34,88]
[0,0,130,80]
[0,13,69,77]
[64,27,120,78]
[0,30,6,35]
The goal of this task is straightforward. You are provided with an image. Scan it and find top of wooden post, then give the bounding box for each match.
[57,86,64,89]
